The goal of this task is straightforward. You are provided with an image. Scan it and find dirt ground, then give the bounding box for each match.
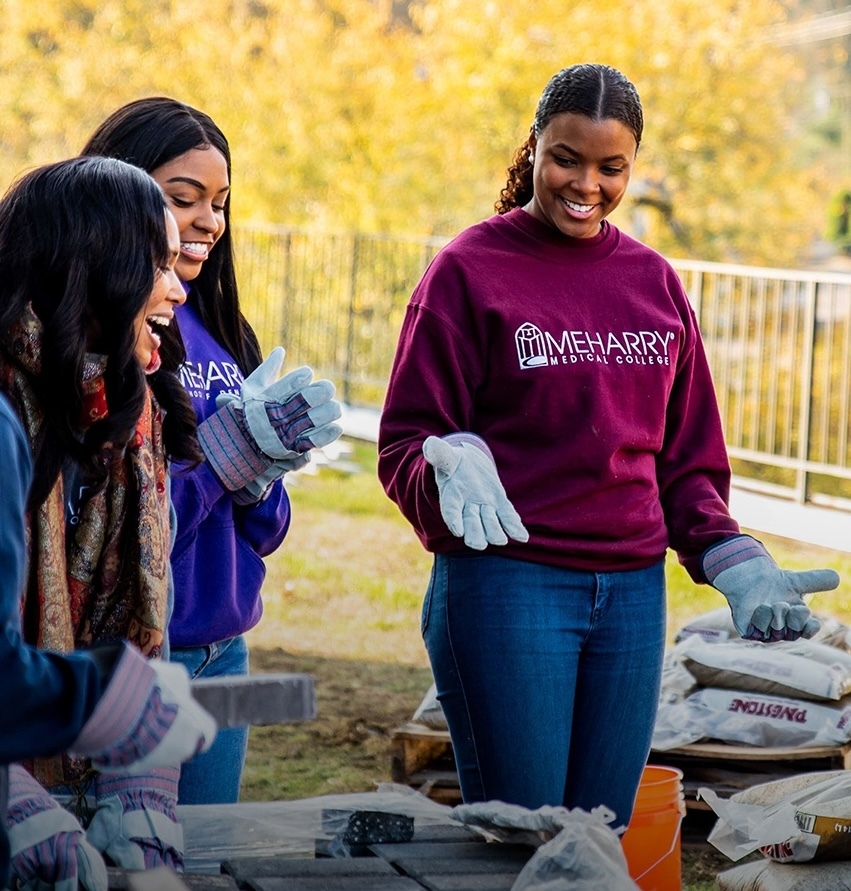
[242,646,750,889]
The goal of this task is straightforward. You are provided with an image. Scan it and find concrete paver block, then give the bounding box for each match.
[244,877,423,891]
[408,825,484,844]
[418,874,521,891]
[108,868,238,890]
[191,673,316,727]
[222,855,397,881]
[395,854,528,880]
[370,841,531,865]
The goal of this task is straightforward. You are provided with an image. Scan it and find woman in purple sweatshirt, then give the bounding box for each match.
[378,63,839,828]
[83,99,341,805]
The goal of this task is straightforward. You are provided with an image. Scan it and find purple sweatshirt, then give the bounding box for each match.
[377,208,739,582]
[169,302,291,647]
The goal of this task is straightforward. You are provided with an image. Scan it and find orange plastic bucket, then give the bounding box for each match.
[620,765,685,891]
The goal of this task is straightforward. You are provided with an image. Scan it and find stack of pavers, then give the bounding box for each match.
[105,809,536,891]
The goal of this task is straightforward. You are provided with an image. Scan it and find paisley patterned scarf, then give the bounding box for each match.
[2,306,170,787]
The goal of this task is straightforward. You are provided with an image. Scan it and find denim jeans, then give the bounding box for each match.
[170,634,249,804]
[422,552,666,827]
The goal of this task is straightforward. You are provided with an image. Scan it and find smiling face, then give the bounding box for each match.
[524,112,637,239]
[134,210,184,374]
[150,146,229,283]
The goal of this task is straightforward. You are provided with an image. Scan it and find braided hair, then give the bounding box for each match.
[496,64,643,214]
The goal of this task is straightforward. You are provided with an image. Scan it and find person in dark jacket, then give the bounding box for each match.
[0,158,215,890]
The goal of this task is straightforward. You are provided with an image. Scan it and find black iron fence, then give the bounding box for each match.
[236,225,447,408]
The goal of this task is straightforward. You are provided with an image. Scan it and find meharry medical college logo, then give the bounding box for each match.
[515,323,549,368]
[515,322,675,369]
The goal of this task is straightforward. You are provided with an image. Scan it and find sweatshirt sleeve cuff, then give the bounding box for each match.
[442,432,495,463]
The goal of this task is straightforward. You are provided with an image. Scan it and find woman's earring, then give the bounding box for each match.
[529,150,535,164]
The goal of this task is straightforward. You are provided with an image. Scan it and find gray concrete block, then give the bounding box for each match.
[244,878,423,891]
[314,836,374,858]
[191,673,316,726]
[179,875,240,891]
[419,875,520,891]
[222,855,397,881]
[370,841,531,865]
[395,853,528,879]
[108,868,238,890]
[410,825,484,844]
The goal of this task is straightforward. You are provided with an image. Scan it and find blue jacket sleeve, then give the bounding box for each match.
[0,394,117,762]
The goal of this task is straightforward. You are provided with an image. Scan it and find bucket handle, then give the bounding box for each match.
[632,813,683,883]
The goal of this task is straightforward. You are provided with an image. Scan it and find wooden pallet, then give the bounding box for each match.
[390,722,851,811]
[648,740,851,810]
[389,723,460,805]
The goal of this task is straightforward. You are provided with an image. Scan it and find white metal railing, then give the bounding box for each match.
[235,225,851,510]
[671,259,851,507]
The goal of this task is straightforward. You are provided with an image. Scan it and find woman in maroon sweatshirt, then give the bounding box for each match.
[378,63,839,828]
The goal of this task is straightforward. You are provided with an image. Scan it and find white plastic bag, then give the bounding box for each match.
[701,770,851,863]
[450,801,639,891]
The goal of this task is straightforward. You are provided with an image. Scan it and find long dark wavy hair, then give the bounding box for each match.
[81,96,263,377]
[496,63,644,214]
[0,157,173,508]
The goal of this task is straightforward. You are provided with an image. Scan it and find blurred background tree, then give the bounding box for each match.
[0,0,849,266]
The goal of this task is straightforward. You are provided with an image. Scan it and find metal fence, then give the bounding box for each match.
[234,224,851,509]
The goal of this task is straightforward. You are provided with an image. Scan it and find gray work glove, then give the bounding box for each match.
[70,645,216,774]
[701,534,839,642]
[423,434,529,551]
[202,346,342,494]
[86,767,183,871]
[5,764,107,891]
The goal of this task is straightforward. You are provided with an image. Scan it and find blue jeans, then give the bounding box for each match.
[170,634,249,804]
[422,553,666,827]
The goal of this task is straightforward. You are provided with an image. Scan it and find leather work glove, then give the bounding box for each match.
[69,644,216,774]
[423,434,529,551]
[86,767,183,871]
[4,764,107,891]
[200,346,342,493]
[701,534,839,642]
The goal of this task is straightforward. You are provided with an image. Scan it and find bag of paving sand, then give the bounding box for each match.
[658,637,701,707]
[716,859,851,891]
[701,770,851,864]
[675,606,740,643]
[651,686,851,750]
[678,635,851,701]
[451,801,639,890]
[412,682,448,730]
[675,607,851,651]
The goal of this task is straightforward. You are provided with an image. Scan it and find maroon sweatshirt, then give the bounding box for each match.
[377,208,739,582]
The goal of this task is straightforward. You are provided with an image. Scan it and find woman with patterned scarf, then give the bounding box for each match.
[0,156,208,882]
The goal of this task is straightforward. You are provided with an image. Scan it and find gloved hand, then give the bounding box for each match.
[231,454,311,505]
[69,643,216,774]
[85,767,183,871]
[423,434,529,551]
[200,346,342,492]
[4,764,108,891]
[701,534,839,642]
